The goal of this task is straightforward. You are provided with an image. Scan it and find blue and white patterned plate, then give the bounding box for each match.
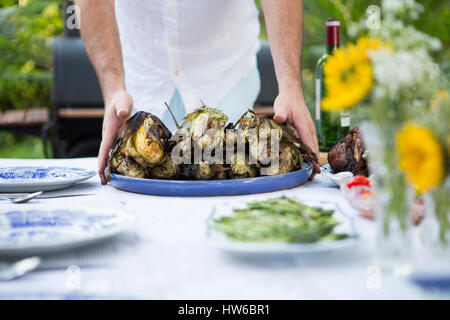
[0,167,96,192]
[0,205,135,256]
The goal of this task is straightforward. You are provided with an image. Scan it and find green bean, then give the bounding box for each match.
[213,196,349,243]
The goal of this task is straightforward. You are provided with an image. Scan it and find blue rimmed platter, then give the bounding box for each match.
[110,161,313,197]
[0,167,96,192]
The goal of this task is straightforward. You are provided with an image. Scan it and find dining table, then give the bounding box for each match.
[0,157,447,300]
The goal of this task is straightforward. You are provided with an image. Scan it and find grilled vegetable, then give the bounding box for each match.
[178,106,228,150]
[213,196,349,243]
[230,153,258,179]
[112,155,149,179]
[261,141,303,176]
[106,107,317,182]
[281,141,302,172]
[235,110,318,168]
[195,161,214,180]
[181,162,229,180]
[150,153,180,179]
[105,111,172,181]
[235,110,282,139]
[133,116,168,165]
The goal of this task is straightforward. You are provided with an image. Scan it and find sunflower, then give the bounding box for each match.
[356,36,389,57]
[321,37,387,111]
[396,123,445,193]
[322,44,373,110]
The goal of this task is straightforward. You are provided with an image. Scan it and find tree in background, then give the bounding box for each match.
[0,0,62,112]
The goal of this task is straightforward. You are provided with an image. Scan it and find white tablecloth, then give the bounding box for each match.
[0,158,444,299]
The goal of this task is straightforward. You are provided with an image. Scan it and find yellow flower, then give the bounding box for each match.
[322,44,373,110]
[435,90,449,100]
[396,123,445,193]
[321,37,388,111]
[431,90,449,109]
[356,36,390,57]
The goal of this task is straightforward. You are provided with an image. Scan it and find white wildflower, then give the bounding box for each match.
[370,48,436,99]
[347,22,360,39]
[382,0,424,20]
[374,86,387,100]
[382,0,405,13]
[429,38,443,51]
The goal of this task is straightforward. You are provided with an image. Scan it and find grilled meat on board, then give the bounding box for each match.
[327,127,368,176]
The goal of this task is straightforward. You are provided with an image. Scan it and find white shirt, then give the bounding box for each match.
[115,0,261,118]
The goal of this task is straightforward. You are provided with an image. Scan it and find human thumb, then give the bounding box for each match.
[116,105,131,119]
[273,110,288,123]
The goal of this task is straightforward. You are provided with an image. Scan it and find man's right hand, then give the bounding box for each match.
[75,0,129,184]
[98,90,133,185]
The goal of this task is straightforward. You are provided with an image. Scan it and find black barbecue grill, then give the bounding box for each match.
[48,37,103,158]
[48,1,278,158]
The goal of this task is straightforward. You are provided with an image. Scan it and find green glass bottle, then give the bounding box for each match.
[315,19,350,152]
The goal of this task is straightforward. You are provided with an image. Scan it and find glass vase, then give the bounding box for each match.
[361,122,415,274]
[420,181,450,260]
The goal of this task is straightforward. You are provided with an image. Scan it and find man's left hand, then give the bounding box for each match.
[272,89,321,180]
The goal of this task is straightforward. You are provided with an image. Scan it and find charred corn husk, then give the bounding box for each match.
[150,153,181,179]
[180,161,229,180]
[180,162,213,180]
[133,117,166,165]
[234,110,318,166]
[195,162,214,180]
[112,155,149,179]
[235,110,282,140]
[177,106,228,150]
[105,111,172,181]
[261,141,303,176]
[230,153,259,179]
[106,106,317,182]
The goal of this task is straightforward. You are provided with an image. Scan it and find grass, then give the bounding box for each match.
[0,130,47,158]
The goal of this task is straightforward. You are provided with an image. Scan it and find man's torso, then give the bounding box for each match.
[115,0,261,117]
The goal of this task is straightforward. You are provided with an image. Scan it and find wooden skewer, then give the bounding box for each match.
[164,102,181,129]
